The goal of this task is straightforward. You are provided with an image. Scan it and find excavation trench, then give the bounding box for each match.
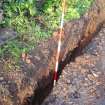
[23,1,105,103]
[42,23,105,105]
[24,23,102,105]
[0,0,105,105]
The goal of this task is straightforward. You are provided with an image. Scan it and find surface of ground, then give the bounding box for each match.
[42,24,105,105]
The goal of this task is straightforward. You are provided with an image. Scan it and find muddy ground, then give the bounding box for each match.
[42,24,105,105]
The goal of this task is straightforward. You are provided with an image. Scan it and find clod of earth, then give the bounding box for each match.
[0,0,105,105]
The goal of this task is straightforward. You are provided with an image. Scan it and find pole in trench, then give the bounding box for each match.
[53,0,66,86]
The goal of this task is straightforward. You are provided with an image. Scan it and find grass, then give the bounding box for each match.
[0,0,93,70]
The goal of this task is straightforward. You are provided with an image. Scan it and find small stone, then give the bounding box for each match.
[83,81,89,87]
[66,79,71,84]
[0,77,3,80]
[91,71,99,77]
[87,74,96,81]
[69,91,80,99]
[81,68,87,74]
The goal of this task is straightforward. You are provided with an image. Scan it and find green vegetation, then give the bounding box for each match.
[0,0,93,68]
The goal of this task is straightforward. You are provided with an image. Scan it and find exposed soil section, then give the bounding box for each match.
[42,23,105,105]
[0,0,105,105]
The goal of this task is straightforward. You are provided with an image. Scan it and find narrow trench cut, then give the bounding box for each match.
[23,24,103,105]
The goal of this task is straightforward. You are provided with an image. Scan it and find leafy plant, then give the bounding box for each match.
[2,0,36,30]
[0,0,94,70]
[41,0,93,29]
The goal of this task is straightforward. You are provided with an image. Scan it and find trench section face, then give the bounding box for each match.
[24,23,104,105]
[23,1,105,103]
[42,23,105,105]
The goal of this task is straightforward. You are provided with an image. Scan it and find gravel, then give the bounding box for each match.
[42,24,105,105]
